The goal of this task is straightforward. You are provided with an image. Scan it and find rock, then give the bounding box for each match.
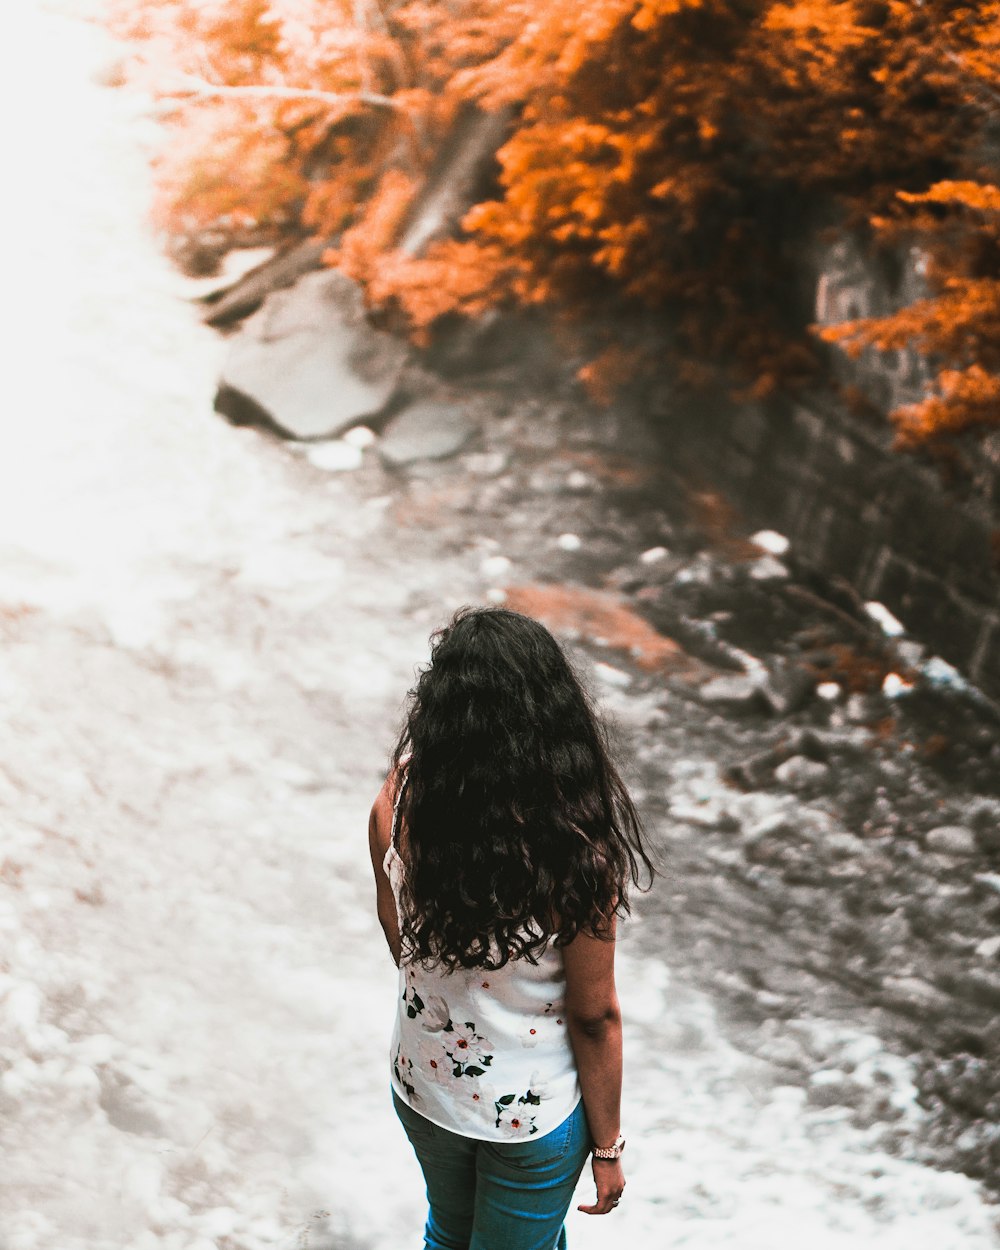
[480,555,512,578]
[216,269,407,440]
[742,814,803,864]
[697,673,764,711]
[556,533,582,551]
[807,1069,861,1109]
[304,440,363,471]
[882,672,916,698]
[774,755,830,791]
[925,825,978,856]
[343,425,377,448]
[756,657,815,716]
[891,638,926,670]
[864,600,906,637]
[975,935,1000,960]
[378,401,476,468]
[749,529,789,555]
[667,800,741,832]
[879,975,954,1018]
[465,451,509,476]
[748,554,789,580]
[968,799,1000,852]
[758,965,826,997]
[594,662,632,688]
[845,692,875,723]
[824,830,867,858]
[640,546,669,565]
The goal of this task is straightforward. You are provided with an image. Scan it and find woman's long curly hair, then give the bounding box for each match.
[390,605,653,971]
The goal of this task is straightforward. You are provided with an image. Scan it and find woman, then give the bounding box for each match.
[368,606,653,1250]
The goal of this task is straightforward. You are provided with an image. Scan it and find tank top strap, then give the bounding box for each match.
[390,754,411,851]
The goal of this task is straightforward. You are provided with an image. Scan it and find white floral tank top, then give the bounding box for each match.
[384,775,581,1141]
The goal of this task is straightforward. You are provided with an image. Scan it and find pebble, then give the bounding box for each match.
[749,555,789,580]
[305,440,363,471]
[816,681,842,700]
[883,672,915,697]
[864,601,906,637]
[640,545,669,564]
[975,936,1000,960]
[697,673,762,709]
[879,975,954,1017]
[891,638,926,669]
[921,655,969,690]
[845,692,874,722]
[342,424,376,448]
[556,533,582,551]
[925,826,978,856]
[479,555,512,578]
[774,754,830,790]
[749,529,789,555]
[466,450,508,476]
[824,831,867,857]
[593,662,632,688]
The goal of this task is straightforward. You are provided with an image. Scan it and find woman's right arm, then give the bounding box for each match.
[563,918,626,1216]
[368,774,402,967]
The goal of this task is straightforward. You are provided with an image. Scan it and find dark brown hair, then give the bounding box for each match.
[390,606,653,970]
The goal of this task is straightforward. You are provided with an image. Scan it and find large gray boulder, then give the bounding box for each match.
[378,401,477,468]
[215,269,407,440]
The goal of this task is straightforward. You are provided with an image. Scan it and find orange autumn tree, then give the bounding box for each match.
[116,0,1000,445]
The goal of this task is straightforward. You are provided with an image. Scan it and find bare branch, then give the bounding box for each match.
[159,74,428,163]
[162,74,406,115]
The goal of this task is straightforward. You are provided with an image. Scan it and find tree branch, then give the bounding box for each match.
[163,74,405,115]
[160,75,427,162]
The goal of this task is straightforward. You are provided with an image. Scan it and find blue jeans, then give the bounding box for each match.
[392,1089,592,1250]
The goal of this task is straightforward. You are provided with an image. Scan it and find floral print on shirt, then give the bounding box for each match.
[398,966,563,1138]
[494,1071,550,1136]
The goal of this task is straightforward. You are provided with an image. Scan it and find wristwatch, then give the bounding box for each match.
[592,1134,626,1161]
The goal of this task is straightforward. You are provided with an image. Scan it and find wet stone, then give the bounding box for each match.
[925,825,979,856]
[975,935,1000,959]
[216,269,407,439]
[697,673,764,711]
[378,401,477,468]
[756,659,816,716]
[774,754,830,790]
[878,976,955,1018]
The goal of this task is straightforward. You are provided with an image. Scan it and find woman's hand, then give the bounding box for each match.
[577,1157,625,1215]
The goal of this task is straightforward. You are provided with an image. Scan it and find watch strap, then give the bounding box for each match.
[592,1134,625,1160]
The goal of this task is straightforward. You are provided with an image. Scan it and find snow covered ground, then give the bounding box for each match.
[1,4,998,1248]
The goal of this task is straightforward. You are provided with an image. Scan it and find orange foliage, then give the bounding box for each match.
[115,0,1000,446]
[818,171,1000,444]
